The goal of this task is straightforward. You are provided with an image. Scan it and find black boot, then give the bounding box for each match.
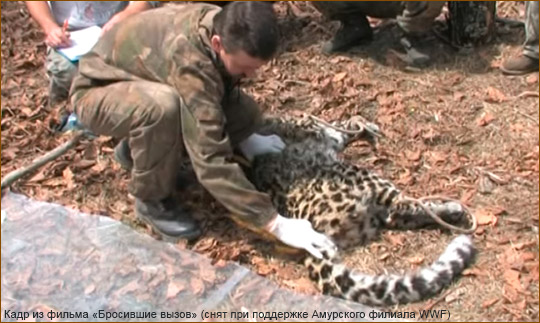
[135,197,201,241]
[399,35,431,66]
[323,15,373,54]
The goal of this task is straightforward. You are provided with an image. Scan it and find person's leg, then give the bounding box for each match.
[72,80,201,239]
[397,1,444,35]
[523,1,539,60]
[45,48,78,105]
[396,1,445,66]
[502,1,539,75]
[312,1,403,54]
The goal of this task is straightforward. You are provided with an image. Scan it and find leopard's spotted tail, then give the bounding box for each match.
[305,235,475,306]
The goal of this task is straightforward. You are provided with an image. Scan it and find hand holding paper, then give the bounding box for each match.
[57,26,102,62]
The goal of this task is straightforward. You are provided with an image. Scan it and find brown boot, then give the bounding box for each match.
[501,55,539,75]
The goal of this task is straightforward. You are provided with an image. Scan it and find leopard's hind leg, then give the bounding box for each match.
[383,195,468,230]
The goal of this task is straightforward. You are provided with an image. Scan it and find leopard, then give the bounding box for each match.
[243,114,476,307]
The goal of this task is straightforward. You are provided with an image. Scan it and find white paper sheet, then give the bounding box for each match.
[57,25,102,61]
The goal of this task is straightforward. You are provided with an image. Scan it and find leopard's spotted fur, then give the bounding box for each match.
[245,115,475,306]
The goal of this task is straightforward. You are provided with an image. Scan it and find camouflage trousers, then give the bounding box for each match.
[312,1,445,35]
[72,81,261,201]
[45,48,78,103]
[524,1,539,60]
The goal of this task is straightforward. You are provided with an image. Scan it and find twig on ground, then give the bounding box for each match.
[1,130,87,192]
[515,91,539,99]
[514,108,539,125]
[421,288,455,311]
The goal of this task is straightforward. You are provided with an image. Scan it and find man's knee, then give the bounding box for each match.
[129,85,182,145]
[46,48,78,99]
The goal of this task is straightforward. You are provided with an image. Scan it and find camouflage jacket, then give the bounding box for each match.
[71,4,276,228]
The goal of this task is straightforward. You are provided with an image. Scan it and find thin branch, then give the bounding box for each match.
[1,130,87,191]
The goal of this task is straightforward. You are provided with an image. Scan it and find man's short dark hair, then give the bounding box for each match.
[213,2,279,60]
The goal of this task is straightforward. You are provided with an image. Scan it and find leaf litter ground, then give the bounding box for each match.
[1,2,538,321]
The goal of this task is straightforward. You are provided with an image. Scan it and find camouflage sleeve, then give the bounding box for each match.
[170,59,277,229]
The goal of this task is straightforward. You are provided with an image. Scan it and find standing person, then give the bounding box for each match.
[70,2,336,259]
[311,1,444,65]
[25,1,160,105]
[501,1,539,75]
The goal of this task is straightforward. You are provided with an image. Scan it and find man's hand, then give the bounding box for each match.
[44,25,71,48]
[266,214,337,259]
[101,1,153,35]
[101,11,128,34]
[239,133,286,162]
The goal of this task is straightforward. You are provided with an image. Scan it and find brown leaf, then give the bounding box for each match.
[408,256,424,265]
[427,151,448,164]
[62,167,74,189]
[190,277,205,296]
[504,269,523,292]
[453,91,465,101]
[281,277,318,294]
[90,159,108,173]
[405,150,422,161]
[194,238,217,252]
[199,265,216,283]
[526,73,538,84]
[482,298,499,308]
[520,252,536,262]
[476,112,495,127]
[513,240,536,250]
[478,175,495,194]
[27,168,48,183]
[114,280,139,297]
[528,263,539,282]
[332,72,347,83]
[460,189,476,205]
[474,208,498,226]
[485,86,507,103]
[84,284,95,295]
[387,234,405,247]
[462,268,489,277]
[166,280,186,299]
[72,159,96,170]
[257,263,276,276]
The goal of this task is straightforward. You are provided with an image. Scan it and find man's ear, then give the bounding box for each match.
[210,35,222,53]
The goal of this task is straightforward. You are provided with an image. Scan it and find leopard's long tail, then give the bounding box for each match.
[305,235,475,306]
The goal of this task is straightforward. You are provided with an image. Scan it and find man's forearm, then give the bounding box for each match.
[122,1,153,15]
[25,1,58,34]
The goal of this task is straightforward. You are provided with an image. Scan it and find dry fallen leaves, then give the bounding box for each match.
[504,269,523,292]
[482,297,499,309]
[474,207,502,226]
[190,277,205,296]
[408,256,424,265]
[166,280,186,299]
[476,112,496,127]
[485,86,508,103]
[332,72,347,83]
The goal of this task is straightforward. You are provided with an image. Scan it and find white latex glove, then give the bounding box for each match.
[238,134,286,162]
[266,214,337,259]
